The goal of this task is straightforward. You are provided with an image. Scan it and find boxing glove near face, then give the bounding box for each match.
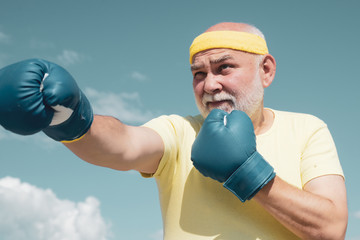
[191,109,275,202]
[0,59,93,141]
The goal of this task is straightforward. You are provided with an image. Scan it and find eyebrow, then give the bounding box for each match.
[210,54,234,64]
[190,54,234,71]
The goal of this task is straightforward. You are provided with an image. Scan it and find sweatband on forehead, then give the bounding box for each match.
[189,31,269,64]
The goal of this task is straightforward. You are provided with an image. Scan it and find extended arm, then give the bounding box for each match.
[255,175,348,240]
[64,115,164,174]
[0,59,163,174]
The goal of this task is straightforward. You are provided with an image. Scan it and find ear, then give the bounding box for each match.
[259,54,276,88]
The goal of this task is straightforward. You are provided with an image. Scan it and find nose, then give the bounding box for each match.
[203,73,222,94]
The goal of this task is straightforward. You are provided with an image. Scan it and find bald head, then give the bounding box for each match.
[189,22,268,64]
[205,22,265,40]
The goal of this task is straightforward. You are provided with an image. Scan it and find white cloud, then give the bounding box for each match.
[149,229,163,240]
[0,54,10,68]
[131,71,149,82]
[0,177,112,240]
[0,126,35,140]
[29,38,55,49]
[0,126,58,148]
[348,236,360,240]
[56,50,82,66]
[0,127,7,140]
[0,87,156,141]
[85,88,155,124]
[0,31,10,43]
[0,126,24,140]
[355,211,360,219]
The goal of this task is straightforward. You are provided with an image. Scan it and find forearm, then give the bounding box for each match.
[63,115,163,173]
[254,176,348,240]
[63,115,132,170]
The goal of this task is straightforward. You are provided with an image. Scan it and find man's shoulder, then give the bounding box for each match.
[143,113,204,133]
[270,108,327,129]
[272,109,324,122]
[145,113,203,124]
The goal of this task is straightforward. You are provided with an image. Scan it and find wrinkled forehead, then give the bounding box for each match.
[190,49,237,70]
[189,31,268,64]
[190,48,259,72]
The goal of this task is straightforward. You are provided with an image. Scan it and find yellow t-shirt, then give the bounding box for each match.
[142,109,344,240]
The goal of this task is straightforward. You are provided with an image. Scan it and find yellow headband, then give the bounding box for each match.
[189,31,269,64]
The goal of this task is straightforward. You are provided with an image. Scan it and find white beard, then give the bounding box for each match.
[197,71,264,118]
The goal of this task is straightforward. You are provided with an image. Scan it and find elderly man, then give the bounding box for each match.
[0,22,347,239]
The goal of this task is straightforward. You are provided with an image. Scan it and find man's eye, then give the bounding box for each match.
[194,72,206,80]
[219,64,231,72]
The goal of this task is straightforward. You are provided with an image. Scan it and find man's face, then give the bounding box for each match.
[191,48,264,118]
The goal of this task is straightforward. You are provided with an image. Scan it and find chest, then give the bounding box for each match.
[257,129,305,188]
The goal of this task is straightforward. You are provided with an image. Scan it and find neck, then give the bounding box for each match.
[251,105,274,135]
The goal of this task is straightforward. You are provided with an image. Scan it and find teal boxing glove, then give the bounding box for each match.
[191,109,275,202]
[0,59,93,142]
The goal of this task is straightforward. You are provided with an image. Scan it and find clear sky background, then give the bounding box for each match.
[0,0,359,239]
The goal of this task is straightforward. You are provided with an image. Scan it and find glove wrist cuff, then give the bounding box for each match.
[223,151,275,202]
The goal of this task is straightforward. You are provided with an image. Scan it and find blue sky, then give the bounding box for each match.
[0,0,359,239]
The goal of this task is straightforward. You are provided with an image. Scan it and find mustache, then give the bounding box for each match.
[202,92,236,106]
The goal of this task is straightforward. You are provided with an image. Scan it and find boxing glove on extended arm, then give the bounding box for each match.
[191,109,275,202]
[0,59,93,142]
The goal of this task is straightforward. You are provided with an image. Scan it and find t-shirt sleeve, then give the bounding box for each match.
[300,118,344,186]
[140,115,181,178]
